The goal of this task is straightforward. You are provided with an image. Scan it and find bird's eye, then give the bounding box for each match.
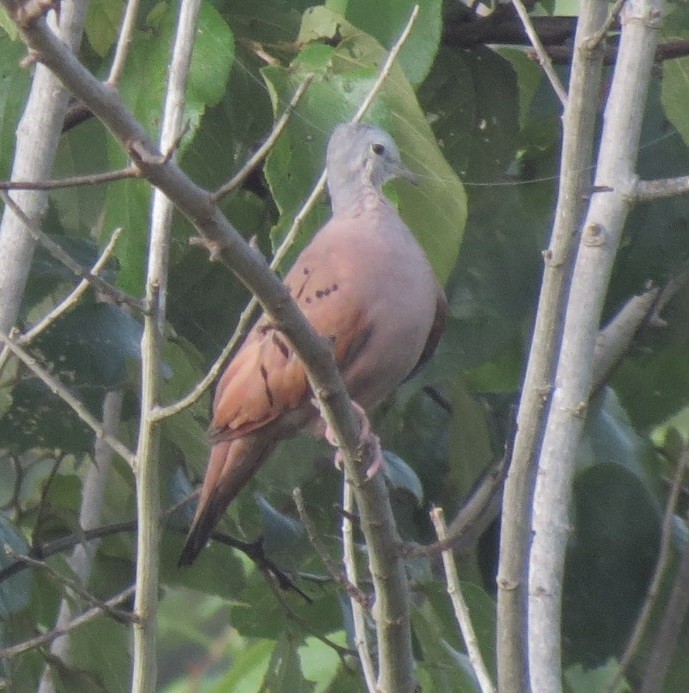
[371,143,385,155]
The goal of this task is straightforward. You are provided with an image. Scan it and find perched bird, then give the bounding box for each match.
[179,123,446,566]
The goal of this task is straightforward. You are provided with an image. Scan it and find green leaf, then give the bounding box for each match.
[324,0,442,85]
[261,633,314,692]
[85,0,125,57]
[32,302,142,390]
[212,639,274,691]
[0,7,20,40]
[298,634,349,692]
[50,118,109,236]
[68,617,130,693]
[160,530,247,599]
[564,659,631,693]
[412,603,481,692]
[0,379,95,452]
[563,463,661,665]
[262,6,466,284]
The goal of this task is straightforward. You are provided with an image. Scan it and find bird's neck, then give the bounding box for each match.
[330,181,386,218]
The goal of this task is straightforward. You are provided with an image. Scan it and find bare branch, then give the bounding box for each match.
[636,175,689,202]
[292,488,370,608]
[0,167,138,191]
[639,509,689,692]
[404,447,509,558]
[341,481,377,692]
[496,2,609,688]
[151,294,257,420]
[0,191,145,312]
[431,507,496,693]
[131,0,203,689]
[511,0,567,105]
[107,0,142,86]
[0,586,136,659]
[0,331,137,468]
[528,1,664,689]
[0,0,89,337]
[213,76,314,201]
[6,549,136,623]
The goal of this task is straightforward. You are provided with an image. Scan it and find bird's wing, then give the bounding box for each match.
[210,221,372,440]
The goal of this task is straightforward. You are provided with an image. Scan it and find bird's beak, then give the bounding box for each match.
[398,162,419,186]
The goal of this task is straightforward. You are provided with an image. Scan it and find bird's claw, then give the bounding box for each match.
[325,401,385,480]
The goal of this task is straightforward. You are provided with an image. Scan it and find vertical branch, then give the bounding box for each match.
[0,0,89,334]
[528,1,664,689]
[495,1,608,690]
[342,482,377,691]
[131,1,202,689]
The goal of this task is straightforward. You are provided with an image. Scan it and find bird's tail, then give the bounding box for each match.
[178,436,274,567]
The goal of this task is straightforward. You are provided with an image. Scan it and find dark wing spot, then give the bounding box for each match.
[303,267,310,275]
[332,283,339,291]
[305,297,312,304]
[259,363,274,407]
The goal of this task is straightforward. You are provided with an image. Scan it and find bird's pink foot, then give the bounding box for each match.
[325,401,385,479]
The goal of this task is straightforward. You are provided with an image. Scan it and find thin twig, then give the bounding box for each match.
[342,481,377,692]
[511,0,567,105]
[213,76,314,201]
[6,549,137,623]
[0,326,20,375]
[0,191,144,312]
[151,284,258,421]
[608,443,689,693]
[131,0,202,688]
[0,331,137,468]
[292,488,370,607]
[586,0,627,49]
[0,167,138,191]
[639,507,689,693]
[107,0,142,86]
[0,585,136,659]
[430,507,496,693]
[18,228,122,345]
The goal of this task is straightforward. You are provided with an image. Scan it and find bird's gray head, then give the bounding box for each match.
[326,123,416,215]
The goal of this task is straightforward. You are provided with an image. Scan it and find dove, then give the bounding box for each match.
[178,123,446,566]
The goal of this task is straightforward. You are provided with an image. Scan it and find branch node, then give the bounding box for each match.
[188,234,227,262]
[583,222,607,247]
[127,139,165,166]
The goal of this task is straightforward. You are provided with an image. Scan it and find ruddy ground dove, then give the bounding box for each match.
[179,123,446,566]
